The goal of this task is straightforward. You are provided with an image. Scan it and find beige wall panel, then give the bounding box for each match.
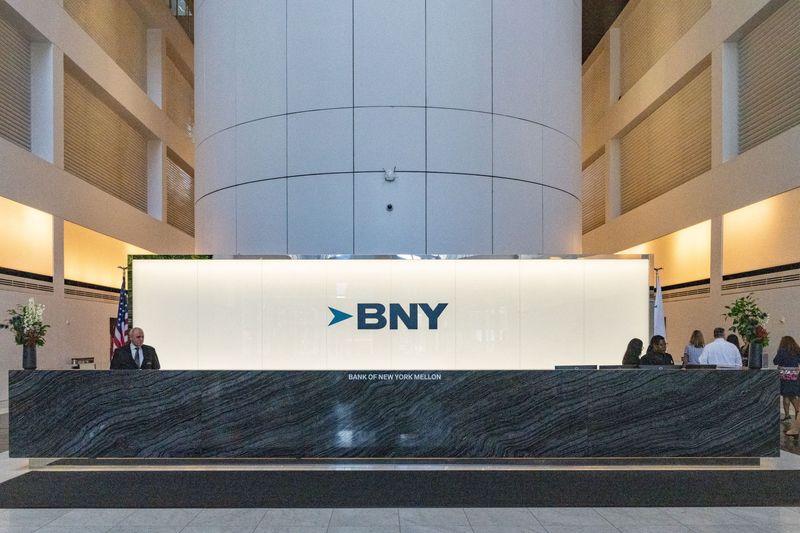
[63,0,147,89]
[618,220,711,287]
[0,289,117,406]
[723,287,800,359]
[666,286,800,364]
[64,68,149,212]
[164,53,194,134]
[0,196,53,276]
[64,221,151,288]
[663,296,712,354]
[0,11,31,150]
[619,0,711,94]
[620,66,711,214]
[723,187,800,276]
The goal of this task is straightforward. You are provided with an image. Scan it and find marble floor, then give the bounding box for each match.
[2,506,800,533]
[1,413,800,532]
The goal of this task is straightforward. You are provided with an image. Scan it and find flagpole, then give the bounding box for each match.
[653,267,666,339]
[111,268,130,362]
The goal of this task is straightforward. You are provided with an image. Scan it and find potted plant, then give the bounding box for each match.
[0,298,49,370]
[724,294,769,369]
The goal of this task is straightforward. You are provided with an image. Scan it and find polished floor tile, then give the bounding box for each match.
[107,527,184,533]
[327,527,401,533]
[123,508,201,527]
[190,508,268,527]
[254,527,327,533]
[686,526,772,533]
[0,508,70,529]
[261,509,333,527]
[661,507,746,526]
[463,508,542,528]
[594,507,683,527]
[329,509,400,528]
[723,506,800,527]
[614,525,693,533]
[33,527,113,533]
[399,508,470,527]
[529,507,611,527]
[45,508,136,527]
[182,527,262,533]
[401,525,473,533]
[4,506,800,532]
[469,527,546,533]
[543,526,620,533]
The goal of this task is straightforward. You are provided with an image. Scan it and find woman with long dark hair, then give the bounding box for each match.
[622,338,643,366]
[774,336,800,426]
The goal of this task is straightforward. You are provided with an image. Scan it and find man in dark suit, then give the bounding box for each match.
[111,327,161,369]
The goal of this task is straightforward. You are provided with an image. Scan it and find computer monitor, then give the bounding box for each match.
[598,364,639,369]
[554,365,598,370]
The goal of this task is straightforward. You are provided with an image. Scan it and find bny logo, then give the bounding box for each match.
[328,303,448,330]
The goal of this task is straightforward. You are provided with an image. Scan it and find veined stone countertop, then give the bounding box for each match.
[8,369,779,459]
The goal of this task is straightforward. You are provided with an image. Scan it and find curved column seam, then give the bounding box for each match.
[196,171,581,205]
[196,105,580,148]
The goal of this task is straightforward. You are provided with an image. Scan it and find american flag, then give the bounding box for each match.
[112,275,129,360]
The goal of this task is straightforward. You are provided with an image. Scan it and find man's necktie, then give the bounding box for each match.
[135,347,142,368]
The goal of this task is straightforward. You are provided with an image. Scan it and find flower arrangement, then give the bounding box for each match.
[724,294,769,347]
[0,298,50,347]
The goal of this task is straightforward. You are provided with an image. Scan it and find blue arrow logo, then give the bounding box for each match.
[328,306,353,326]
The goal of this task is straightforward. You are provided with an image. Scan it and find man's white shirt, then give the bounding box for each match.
[699,338,742,368]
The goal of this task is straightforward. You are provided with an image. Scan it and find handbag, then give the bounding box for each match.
[779,367,800,381]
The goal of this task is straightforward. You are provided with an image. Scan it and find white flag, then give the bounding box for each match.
[653,270,666,338]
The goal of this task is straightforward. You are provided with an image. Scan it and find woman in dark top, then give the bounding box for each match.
[773,335,800,423]
[727,333,748,366]
[622,338,643,366]
[726,334,740,351]
[639,335,674,365]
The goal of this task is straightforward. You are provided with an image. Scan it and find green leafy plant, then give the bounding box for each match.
[0,298,50,347]
[724,294,769,347]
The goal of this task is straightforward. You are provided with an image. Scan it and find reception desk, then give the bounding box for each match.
[9,369,778,459]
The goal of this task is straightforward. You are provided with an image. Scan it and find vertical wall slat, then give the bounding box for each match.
[0,12,31,150]
[739,0,800,153]
[583,43,609,130]
[63,0,148,89]
[582,151,607,234]
[620,0,711,94]
[64,68,148,211]
[166,155,194,236]
[620,66,711,213]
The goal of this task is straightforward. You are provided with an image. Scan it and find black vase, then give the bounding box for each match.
[22,344,37,370]
[749,342,763,369]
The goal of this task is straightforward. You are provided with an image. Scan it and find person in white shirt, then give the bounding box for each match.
[699,327,743,368]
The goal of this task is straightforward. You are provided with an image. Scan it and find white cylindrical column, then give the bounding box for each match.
[195,0,581,256]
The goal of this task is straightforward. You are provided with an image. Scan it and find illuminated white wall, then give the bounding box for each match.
[133,258,649,370]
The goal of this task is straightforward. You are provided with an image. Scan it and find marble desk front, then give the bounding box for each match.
[8,369,779,458]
